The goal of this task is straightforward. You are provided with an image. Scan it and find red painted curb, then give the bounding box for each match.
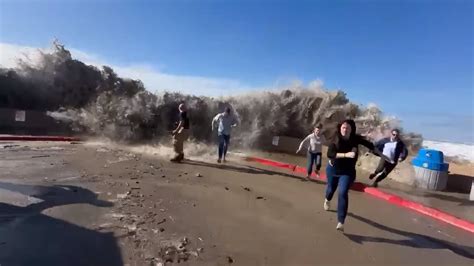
[246,156,474,234]
[0,135,81,142]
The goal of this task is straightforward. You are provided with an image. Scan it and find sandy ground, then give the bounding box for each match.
[0,141,473,266]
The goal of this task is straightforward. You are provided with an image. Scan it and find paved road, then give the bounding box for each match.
[0,141,472,265]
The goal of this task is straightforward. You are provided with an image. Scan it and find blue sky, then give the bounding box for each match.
[0,0,473,143]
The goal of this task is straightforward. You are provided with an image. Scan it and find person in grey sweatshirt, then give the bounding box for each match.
[212,107,239,163]
[296,124,326,179]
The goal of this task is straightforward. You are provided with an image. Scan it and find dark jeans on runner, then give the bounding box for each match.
[373,158,396,183]
[325,164,355,224]
[307,152,322,175]
[218,134,230,160]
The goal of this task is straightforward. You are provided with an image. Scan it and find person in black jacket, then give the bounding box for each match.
[324,119,386,231]
[369,129,408,187]
[325,119,359,232]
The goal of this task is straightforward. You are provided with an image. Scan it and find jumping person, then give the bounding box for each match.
[369,129,408,187]
[211,106,238,163]
[296,124,326,180]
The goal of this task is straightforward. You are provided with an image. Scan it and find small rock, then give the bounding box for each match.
[225,187,229,191]
[159,227,165,232]
[243,187,251,192]
[161,175,166,178]
[227,256,234,264]
[256,196,264,200]
[195,173,202,177]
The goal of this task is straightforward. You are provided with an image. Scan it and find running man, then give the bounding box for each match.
[369,129,408,187]
[296,124,326,179]
[211,107,238,163]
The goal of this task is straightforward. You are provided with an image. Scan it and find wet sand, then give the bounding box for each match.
[0,141,472,265]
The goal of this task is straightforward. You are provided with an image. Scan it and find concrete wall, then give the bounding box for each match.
[0,108,72,136]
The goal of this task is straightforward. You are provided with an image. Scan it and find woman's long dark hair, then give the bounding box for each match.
[334,119,357,149]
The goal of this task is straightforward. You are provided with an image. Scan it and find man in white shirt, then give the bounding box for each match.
[296,124,326,179]
[212,107,239,163]
[369,129,408,187]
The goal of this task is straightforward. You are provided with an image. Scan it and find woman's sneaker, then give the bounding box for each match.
[324,199,330,211]
[336,222,344,232]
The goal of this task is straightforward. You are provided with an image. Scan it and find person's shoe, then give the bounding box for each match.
[371,182,379,188]
[336,222,344,232]
[170,156,180,162]
[369,173,376,180]
[217,159,222,163]
[223,158,227,163]
[315,170,320,177]
[324,199,330,211]
[305,175,311,181]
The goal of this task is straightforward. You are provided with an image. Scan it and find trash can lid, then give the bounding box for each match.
[412,149,449,171]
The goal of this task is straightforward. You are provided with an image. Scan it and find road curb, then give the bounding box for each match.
[245,156,474,234]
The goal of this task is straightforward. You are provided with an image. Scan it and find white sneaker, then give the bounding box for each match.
[336,222,344,232]
[324,199,330,211]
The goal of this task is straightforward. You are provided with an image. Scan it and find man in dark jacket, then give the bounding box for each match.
[369,129,408,187]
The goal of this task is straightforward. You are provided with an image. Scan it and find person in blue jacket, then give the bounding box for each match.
[369,129,408,187]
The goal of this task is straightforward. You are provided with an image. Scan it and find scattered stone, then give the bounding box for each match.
[198,237,203,242]
[117,191,131,199]
[225,187,229,191]
[161,175,166,178]
[195,173,202,177]
[227,256,234,264]
[32,155,50,158]
[256,196,265,200]
[159,227,165,232]
[243,187,251,192]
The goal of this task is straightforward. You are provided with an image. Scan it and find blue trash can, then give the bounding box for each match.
[412,149,449,191]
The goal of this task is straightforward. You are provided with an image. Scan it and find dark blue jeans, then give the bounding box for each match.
[325,164,355,224]
[306,152,322,175]
[218,134,231,160]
